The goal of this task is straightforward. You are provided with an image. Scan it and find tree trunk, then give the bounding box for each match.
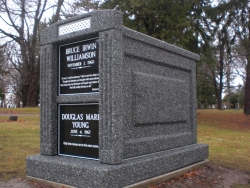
[22,70,39,107]
[244,60,250,115]
[218,35,224,110]
[244,7,250,116]
[50,0,64,24]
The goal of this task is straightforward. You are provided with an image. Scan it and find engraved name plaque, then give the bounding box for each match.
[59,38,99,95]
[58,103,99,159]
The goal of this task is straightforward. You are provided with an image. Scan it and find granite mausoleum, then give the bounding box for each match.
[26,10,208,188]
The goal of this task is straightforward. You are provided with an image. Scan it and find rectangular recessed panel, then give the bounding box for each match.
[132,72,189,125]
[58,18,91,36]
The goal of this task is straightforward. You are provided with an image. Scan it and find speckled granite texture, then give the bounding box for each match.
[27,9,208,188]
[27,144,208,188]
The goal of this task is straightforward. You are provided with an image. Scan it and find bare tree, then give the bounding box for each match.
[231,45,247,85]
[0,45,9,107]
[232,0,250,115]
[0,0,65,106]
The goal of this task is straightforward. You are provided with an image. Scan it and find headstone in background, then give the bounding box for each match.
[9,116,18,121]
[235,102,240,110]
[200,104,204,109]
[26,10,208,188]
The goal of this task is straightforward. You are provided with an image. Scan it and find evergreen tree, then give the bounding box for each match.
[197,45,217,108]
[236,2,250,115]
[212,0,250,114]
[196,0,249,110]
[73,0,99,13]
[101,0,212,54]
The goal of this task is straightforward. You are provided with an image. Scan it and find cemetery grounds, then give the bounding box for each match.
[0,108,249,188]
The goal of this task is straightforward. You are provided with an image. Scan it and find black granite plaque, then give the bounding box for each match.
[59,38,99,95]
[58,104,99,159]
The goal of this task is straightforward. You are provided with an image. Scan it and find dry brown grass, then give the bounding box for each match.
[0,114,40,180]
[197,109,250,173]
[0,107,40,114]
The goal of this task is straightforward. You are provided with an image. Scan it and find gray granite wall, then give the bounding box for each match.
[98,29,125,164]
[40,44,58,155]
[121,28,199,158]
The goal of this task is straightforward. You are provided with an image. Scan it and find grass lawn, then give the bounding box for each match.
[0,108,249,181]
[197,109,250,173]
[0,111,40,180]
[0,107,40,114]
